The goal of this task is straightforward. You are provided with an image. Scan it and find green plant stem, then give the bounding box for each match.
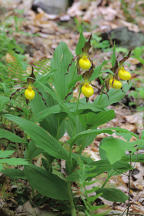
[69,144,73,170]
[76,86,81,113]
[101,171,114,189]
[126,152,132,216]
[67,182,76,216]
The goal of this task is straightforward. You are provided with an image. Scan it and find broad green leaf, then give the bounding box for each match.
[133,47,144,64]
[5,115,68,160]
[31,85,65,137]
[65,113,95,148]
[0,150,14,158]
[66,170,80,182]
[94,83,131,109]
[33,104,61,122]
[0,129,25,143]
[35,81,61,105]
[24,165,68,200]
[0,158,28,165]
[31,89,46,114]
[109,82,131,104]
[97,188,128,202]
[108,88,125,104]
[0,96,9,110]
[94,89,124,108]
[90,61,107,81]
[66,99,106,113]
[100,136,136,164]
[112,161,132,175]
[69,128,113,145]
[24,141,42,161]
[2,169,26,179]
[80,110,115,128]
[34,82,57,108]
[67,110,115,149]
[93,94,109,109]
[76,31,86,55]
[0,164,3,171]
[51,42,73,99]
[65,61,80,94]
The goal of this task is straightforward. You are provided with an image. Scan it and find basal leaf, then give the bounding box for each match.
[0,158,28,166]
[24,141,42,161]
[33,104,61,122]
[24,165,69,200]
[2,168,26,179]
[0,129,25,143]
[5,115,68,160]
[0,150,14,158]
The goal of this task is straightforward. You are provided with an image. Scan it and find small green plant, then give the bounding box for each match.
[132,46,144,65]
[127,46,144,109]
[1,32,143,216]
[91,34,110,50]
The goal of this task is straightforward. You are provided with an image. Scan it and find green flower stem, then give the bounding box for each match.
[67,182,76,216]
[66,85,81,216]
[101,170,114,189]
[67,142,76,215]
[69,144,73,170]
[76,86,81,113]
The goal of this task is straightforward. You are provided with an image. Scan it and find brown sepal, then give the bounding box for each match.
[27,66,36,85]
[25,99,29,105]
[105,78,110,92]
[10,87,25,100]
[119,49,132,65]
[86,97,89,103]
[82,34,92,54]
[82,62,94,80]
[112,49,132,76]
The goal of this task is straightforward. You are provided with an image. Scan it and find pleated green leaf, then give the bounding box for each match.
[0,158,28,165]
[0,129,25,143]
[24,165,69,200]
[5,115,68,160]
[0,150,14,158]
[97,188,128,202]
[51,42,73,99]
